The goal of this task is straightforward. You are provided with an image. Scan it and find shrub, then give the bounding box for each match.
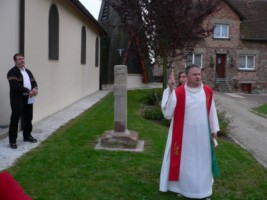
[144,106,163,120]
[217,110,231,137]
[141,88,162,106]
[161,118,171,127]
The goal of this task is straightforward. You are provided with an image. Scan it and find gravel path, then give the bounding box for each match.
[214,92,267,168]
[0,90,111,172]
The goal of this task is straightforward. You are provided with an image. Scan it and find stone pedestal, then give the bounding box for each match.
[99,65,139,150]
[100,130,139,149]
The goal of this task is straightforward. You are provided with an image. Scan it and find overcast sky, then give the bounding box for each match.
[79,0,102,19]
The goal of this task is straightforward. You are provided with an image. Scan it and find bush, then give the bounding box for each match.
[144,106,163,120]
[141,88,163,106]
[142,89,171,126]
[217,110,231,137]
[161,118,171,127]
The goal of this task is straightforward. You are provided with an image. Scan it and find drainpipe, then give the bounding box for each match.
[19,0,25,130]
[19,0,25,54]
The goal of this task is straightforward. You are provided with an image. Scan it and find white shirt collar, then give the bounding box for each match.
[184,82,203,93]
[17,66,26,71]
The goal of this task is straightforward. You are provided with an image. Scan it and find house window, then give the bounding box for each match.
[239,55,255,70]
[49,4,59,60]
[214,24,229,39]
[81,26,86,64]
[186,53,203,68]
[95,37,99,67]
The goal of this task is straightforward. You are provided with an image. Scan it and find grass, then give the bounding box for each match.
[253,104,267,116]
[7,89,267,200]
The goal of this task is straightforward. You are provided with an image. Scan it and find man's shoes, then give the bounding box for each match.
[10,143,17,149]
[24,136,37,143]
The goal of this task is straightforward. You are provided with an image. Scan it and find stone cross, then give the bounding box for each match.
[114,65,127,133]
[99,65,139,149]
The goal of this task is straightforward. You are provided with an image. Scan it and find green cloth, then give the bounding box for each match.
[209,125,220,177]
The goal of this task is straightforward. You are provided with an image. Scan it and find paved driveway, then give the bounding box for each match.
[214,92,267,168]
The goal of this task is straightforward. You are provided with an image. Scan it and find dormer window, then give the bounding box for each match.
[214,24,229,39]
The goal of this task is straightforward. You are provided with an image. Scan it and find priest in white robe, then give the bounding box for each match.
[159,65,220,199]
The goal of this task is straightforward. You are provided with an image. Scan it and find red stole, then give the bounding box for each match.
[169,85,213,181]
[0,171,32,200]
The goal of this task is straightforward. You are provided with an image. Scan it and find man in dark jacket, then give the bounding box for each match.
[7,53,38,149]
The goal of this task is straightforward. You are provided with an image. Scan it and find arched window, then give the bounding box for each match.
[95,37,99,67]
[49,4,59,60]
[81,26,86,64]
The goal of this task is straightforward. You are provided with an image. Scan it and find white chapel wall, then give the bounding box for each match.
[24,0,101,123]
[0,0,20,126]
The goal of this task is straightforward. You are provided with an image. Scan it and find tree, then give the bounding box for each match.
[109,0,221,88]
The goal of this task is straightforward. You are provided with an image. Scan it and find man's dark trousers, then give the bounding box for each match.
[9,97,33,144]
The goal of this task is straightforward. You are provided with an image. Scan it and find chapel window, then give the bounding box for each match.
[95,37,99,67]
[81,26,86,64]
[49,4,59,60]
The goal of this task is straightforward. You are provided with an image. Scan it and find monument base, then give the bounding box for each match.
[99,130,139,149]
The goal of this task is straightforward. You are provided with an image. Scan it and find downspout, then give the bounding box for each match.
[19,0,25,130]
[19,0,25,54]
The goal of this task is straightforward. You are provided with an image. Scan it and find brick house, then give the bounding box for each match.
[154,0,267,93]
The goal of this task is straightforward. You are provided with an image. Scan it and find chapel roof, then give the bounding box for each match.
[69,0,106,36]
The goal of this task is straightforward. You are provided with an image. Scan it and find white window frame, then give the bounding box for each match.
[238,55,256,71]
[185,53,203,68]
[214,24,229,39]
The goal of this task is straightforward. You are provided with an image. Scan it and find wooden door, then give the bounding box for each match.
[216,54,226,78]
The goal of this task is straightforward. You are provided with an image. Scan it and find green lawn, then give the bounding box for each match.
[7,89,267,200]
[253,104,267,116]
